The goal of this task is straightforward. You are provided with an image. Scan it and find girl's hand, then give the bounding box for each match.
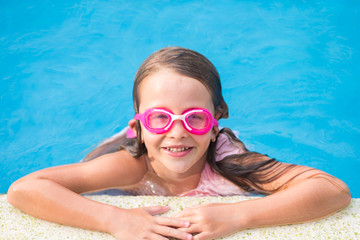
[174,203,244,240]
[109,205,193,240]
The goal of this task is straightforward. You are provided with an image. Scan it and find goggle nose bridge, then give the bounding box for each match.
[164,114,192,131]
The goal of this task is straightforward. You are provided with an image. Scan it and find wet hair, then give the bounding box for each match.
[83,47,302,195]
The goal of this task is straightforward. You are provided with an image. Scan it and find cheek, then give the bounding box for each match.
[142,132,162,149]
[195,134,212,149]
[139,124,156,144]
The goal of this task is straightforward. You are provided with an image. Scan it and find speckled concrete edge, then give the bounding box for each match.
[0,194,359,240]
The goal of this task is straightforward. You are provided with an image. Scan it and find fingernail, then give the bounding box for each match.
[184,221,190,227]
[187,234,193,240]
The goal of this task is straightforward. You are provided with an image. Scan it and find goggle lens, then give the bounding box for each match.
[186,112,210,129]
[147,112,171,129]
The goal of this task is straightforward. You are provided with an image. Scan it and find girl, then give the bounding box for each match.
[8,47,351,240]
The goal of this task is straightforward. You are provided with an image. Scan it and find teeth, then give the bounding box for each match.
[165,147,190,152]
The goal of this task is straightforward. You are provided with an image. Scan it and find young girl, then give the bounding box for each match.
[8,47,351,240]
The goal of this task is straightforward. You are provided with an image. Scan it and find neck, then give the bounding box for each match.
[146,155,206,195]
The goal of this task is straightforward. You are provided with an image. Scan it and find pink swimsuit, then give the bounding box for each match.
[179,133,248,196]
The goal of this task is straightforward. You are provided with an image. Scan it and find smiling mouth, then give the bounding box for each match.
[164,147,191,152]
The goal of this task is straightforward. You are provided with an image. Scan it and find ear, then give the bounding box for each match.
[128,119,137,137]
[215,112,222,120]
[212,125,219,142]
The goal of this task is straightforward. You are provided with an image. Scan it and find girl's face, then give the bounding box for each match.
[134,68,216,179]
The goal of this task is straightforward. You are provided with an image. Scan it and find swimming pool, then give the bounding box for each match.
[1,0,359,197]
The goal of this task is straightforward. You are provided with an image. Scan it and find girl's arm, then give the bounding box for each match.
[7,151,192,240]
[176,164,351,240]
[240,165,351,228]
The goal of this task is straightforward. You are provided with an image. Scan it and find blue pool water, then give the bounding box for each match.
[1,0,359,197]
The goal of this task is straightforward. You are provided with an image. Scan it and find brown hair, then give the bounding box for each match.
[133,47,228,117]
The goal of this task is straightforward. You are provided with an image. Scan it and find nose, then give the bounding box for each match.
[166,120,189,139]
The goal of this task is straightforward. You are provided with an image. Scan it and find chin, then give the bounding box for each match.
[162,159,196,175]
[167,164,193,174]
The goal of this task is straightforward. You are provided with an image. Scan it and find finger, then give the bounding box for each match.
[154,225,193,240]
[173,209,195,218]
[193,232,216,240]
[178,222,202,234]
[147,232,169,240]
[155,216,191,228]
[142,206,170,215]
[174,204,203,217]
[173,212,187,218]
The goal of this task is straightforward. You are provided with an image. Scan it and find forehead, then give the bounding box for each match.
[138,69,214,113]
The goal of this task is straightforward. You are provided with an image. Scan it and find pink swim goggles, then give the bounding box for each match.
[134,108,218,135]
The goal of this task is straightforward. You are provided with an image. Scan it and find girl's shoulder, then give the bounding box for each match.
[215,130,247,162]
[96,150,148,185]
[77,149,148,191]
